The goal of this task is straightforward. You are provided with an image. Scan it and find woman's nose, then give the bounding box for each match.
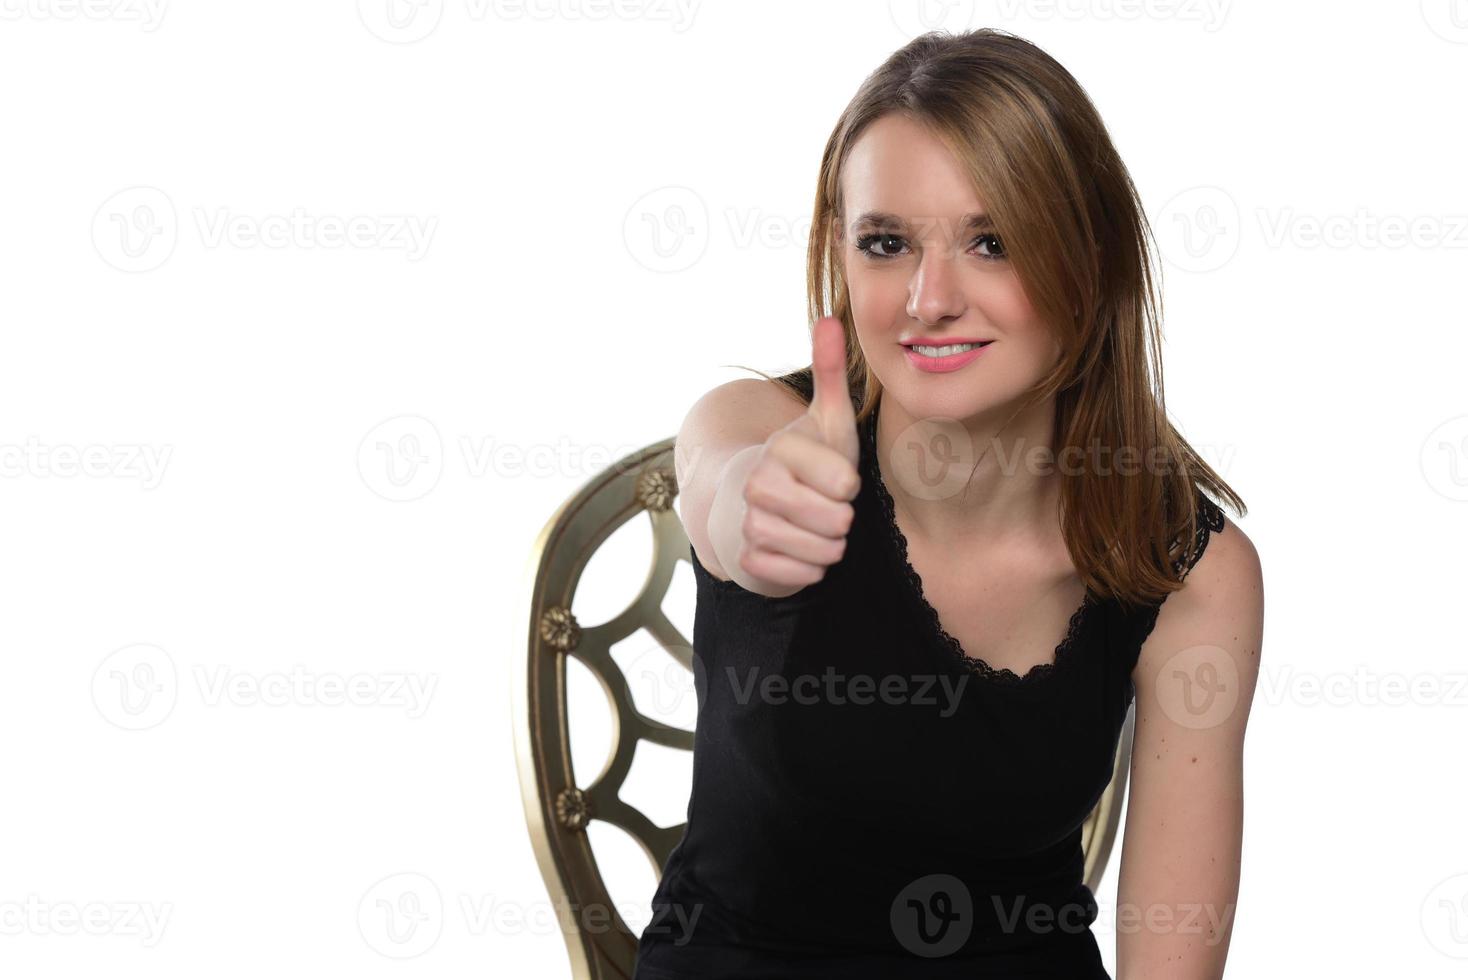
[906,251,966,324]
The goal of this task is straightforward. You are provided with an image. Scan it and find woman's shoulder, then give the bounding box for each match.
[1127,487,1261,660]
[1173,493,1258,602]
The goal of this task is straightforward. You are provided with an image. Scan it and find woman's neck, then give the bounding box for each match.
[872,392,1067,552]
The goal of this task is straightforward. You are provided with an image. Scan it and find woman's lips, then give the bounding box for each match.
[901,340,993,373]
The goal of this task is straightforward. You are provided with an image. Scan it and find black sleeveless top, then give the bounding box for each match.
[633,388,1225,980]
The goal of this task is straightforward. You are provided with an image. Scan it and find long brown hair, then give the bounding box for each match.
[740,27,1244,610]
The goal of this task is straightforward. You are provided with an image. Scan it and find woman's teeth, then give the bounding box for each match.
[911,342,985,357]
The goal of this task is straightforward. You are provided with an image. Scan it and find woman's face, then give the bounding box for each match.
[838,113,1061,423]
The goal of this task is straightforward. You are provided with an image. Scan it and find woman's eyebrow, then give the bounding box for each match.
[850,210,995,232]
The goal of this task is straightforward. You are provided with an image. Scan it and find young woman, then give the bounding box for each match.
[634,28,1263,980]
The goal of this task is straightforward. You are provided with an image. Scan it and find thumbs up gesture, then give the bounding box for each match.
[735,316,862,592]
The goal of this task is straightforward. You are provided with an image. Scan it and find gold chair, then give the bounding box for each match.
[513,436,1137,980]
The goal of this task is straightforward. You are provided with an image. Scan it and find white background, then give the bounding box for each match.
[3,1,1466,976]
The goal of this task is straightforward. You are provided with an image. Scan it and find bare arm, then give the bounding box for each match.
[1116,518,1264,980]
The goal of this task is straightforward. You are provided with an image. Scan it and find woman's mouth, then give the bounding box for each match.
[901,340,993,373]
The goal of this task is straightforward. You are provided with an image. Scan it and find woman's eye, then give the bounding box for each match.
[855,232,905,258]
[975,233,1006,259]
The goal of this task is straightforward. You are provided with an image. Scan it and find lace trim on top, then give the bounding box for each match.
[1135,489,1227,646]
[1166,492,1226,577]
[861,405,1096,688]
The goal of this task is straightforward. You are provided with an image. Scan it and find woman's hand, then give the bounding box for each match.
[732,316,862,592]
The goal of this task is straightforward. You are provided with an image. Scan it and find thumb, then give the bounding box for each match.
[808,315,860,467]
